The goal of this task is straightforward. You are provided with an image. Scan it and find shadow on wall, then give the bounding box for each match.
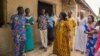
[0,27,14,56]
[33,23,41,44]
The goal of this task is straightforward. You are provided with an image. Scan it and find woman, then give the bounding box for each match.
[25,8,35,52]
[84,15,97,56]
[48,13,55,46]
[67,11,76,51]
[11,6,26,56]
[74,11,87,53]
[53,12,71,56]
[94,20,100,56]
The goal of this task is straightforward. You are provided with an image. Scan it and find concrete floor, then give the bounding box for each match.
[26,45,85,56]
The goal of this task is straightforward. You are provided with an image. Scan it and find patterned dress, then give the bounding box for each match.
[84,23,97,56]
[11,15,26,56]
[74,17,87,52]
[25,16,35,52]
[94,26,100,56]
[53,20,71,56]
[48,16,55,44]
[67,17,76,50]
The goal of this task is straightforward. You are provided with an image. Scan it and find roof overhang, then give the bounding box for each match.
[75,0,96,16]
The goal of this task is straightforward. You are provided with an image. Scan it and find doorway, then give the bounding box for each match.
[38,1,53,17]
[0,0,5,27]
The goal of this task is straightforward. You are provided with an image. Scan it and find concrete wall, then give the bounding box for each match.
[7,0,39,42]
[62,0,77,18]
[0,27,14,56]
[0,0,62,55]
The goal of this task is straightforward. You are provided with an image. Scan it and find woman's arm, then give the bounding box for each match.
[84,31,89,34]
[84,30,97,34]
[90,30,98,34]
[30,17,34,25]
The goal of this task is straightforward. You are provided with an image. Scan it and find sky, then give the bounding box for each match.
[85,0,100,15]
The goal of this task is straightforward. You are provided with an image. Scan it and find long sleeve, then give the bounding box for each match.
[84,24,89,32]
[11,15,15,30]
[30,17,34,25]
[65,21,71,31]
[73,19,76,28]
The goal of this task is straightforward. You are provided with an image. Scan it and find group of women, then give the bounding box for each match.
[11,6,100,56]
[74,11,100,56]
[53,11,100,56]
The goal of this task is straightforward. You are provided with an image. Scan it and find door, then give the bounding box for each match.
[0,0,5,27]
[38,1,53,17]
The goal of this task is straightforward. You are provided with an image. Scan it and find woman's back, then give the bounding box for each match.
[53,20,71,56]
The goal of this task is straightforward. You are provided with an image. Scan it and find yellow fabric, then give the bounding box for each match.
[53,20,71,56]
[67,17,76,50]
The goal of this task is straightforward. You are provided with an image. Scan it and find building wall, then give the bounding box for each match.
[7,0,38,23]
[77,4,92,17]
[62,0,77,18]
[0,27,14,56]
[0,0,62,55]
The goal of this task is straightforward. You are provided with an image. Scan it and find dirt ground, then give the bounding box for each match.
[26,46,85,56]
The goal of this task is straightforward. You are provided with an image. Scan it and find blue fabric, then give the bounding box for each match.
[84,24,97,56]
[11,15,16,30]
[11,15,26,56]
[48,16,55,29]
[84,24,89,31]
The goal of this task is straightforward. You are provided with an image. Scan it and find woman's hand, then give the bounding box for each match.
[84,31,89,34]
[84,31,92,34]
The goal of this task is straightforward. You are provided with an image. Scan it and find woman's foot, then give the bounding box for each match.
[48,43,52,47]
[39,46,45,50]
[75,49,80,52]
[43,48,47,52]
[70,49,73,51]
[81,52,84,54]
[39,46,47,52]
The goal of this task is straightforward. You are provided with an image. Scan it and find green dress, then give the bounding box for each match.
[25,16,35,52]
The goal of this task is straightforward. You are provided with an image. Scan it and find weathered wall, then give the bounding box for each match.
[0,27,14,56]
[7,0,39,42]
[7,0,38,21]
[77,4,91,17]
[62,0,77,18]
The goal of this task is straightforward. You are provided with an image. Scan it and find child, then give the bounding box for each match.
[84,15,97,56]
[25,8,35,52]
